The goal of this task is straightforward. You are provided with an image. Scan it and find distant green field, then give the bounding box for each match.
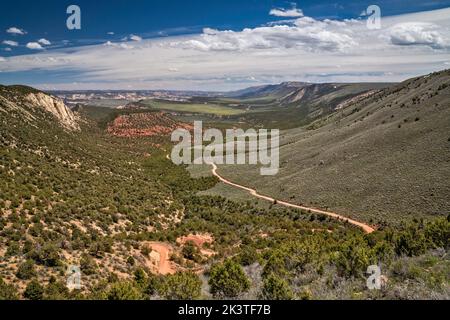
[213,96,277,105]
[142,100,245,115]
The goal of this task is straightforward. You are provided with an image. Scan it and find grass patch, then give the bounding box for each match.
[142,100,245,115]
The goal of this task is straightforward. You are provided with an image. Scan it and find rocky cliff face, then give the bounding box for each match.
[0,85,79,131]
[24,92,79,131]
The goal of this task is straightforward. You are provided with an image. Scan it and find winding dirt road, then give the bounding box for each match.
[210,163,375,234]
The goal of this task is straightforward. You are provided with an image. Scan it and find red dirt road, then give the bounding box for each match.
[210,163,375,234]
[146,242,177,275]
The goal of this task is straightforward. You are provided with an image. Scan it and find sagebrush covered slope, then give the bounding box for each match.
[0,83,448,300]
[218,70,450,224]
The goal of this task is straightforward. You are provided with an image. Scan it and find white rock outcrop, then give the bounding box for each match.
[24,93,80,130]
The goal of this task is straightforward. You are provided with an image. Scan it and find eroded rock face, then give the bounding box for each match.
[107,112,192,137]
[24,92,80,131]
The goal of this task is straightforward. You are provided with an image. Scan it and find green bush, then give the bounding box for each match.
[24,280,44,300]
[80,253,98,275]
[395,226,428,257]
[104,281,142,300]
[0,277,18,300]
[262,251,287,277]
[5,241,20,257]
[144,274,163,297]
[425,217,450,249]
[16,260,37,280]
[209,259,250,298]
[44,277,70,300]
[261,273,293,300]
[239,247,258,266]
[133,268,147,288]
[182,241,200,262]
[29,243,61,267]
[332,238,373,277]
[160,272,202,300]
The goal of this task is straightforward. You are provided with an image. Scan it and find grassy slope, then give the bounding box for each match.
[213,70,450,224]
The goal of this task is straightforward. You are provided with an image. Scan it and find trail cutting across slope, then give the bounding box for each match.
[210,163,375,234]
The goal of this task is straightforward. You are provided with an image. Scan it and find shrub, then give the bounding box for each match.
[105,281,142,300]
[209,259,250,298]
[5,241,20,257]
[144,274,163,297]
[141,245,151,257]
[80,253,98,275]
[0,277,18,300]
[395,226,428,257]
[261,273,293,300]
[424,217,450,249]
[127,256,135,266]
[44,277,70,300]
[16,260,37,280]
[262,251,287,277]
[239,247,258,266]
[133,268,147,288]
[24,280,44,300]
[29,243,61,267]
[332,238,373,277]
[160,272,202,300]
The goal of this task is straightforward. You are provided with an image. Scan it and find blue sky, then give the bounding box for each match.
[1,1,450,90]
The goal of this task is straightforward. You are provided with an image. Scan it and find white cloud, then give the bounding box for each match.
[1,8,449,91]
[38,38,51,46]
[107,32,115,35]
[3,48,12,52]
[0,57,5,62]
[2,40,18,47]
[388,22,448,49]
[130,34,142,41]
[104,41,134,50]
[6,27,26,35]
[270,7,304,18]
[26,42,44,50]
[171,18,359,52]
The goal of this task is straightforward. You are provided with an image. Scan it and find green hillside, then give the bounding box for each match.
[214,70,450,225]
[0,81,448,300]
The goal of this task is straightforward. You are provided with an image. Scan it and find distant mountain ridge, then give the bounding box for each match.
[225,81,393,107]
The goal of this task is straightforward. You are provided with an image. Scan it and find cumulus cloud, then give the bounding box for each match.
[3,48,12,52]
[388,22,448,49]
[2,40,18,47]
[130,34,142,41]
[6,27,26,35]
[171,17,359,52]
[270,7,304,18]
[38,38,51,46]
[107,32,115,35]
[26,42,44,50]
[0,57,5,62]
